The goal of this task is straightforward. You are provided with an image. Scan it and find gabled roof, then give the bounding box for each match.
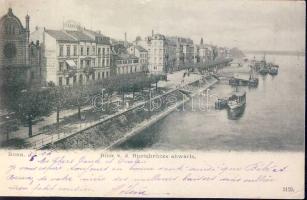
[83,28,106,37]
[45,29,77,42]
[66,30,94,42]
[135,45,147,52]
[115,53,139,60]
[82,28,111,45]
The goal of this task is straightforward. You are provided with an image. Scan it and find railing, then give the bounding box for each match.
[27,76,205,149]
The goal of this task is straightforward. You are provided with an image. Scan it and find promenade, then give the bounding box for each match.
[1,70,202,149]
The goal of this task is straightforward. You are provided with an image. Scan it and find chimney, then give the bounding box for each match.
[124,32,127,47]
[25,14,30,42]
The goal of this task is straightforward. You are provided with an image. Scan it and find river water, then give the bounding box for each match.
[118,55,305,151]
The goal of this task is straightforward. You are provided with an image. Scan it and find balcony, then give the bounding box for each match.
[83,66,95,76]
[63,68,77,78]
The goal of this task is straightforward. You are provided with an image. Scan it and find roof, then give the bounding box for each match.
[0,8,25,32]
[45,29,77,42]
[151,33,166,40]
[135,45,147,52]
[66,31,93,42]
[83,28,111,45]
[115,53,138,60]
[83,28,106,37]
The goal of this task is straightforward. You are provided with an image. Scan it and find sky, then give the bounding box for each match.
[0,0,305,51]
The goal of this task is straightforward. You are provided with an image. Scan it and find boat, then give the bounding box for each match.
[215,98,228,109]
[256,54,269,75]
[248,65,259,87]
[268,64,279,75]
[259,66,269,75]
[227,90,246,116]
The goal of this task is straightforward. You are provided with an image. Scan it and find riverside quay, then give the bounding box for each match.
[0,3,304,153]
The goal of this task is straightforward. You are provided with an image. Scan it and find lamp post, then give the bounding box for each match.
[101,88,105,112]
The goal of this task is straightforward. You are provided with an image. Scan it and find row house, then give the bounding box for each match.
[166,36,194,71]
[30,21,112,86]
[127,45,148,72]
[193,38,215,64]
[217,47,230,58]
[114,53,142,75]
[138,33,168,75]
[199,44,214,63]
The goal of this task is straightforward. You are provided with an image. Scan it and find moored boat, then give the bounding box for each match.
[227,91,246,112]
[259,66,269,75]
[268,64,279,75]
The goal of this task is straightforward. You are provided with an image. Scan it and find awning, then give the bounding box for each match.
[65,60,77,68]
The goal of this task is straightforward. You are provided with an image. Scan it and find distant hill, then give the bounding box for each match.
[229,47,245,58]
[244,50,305,56]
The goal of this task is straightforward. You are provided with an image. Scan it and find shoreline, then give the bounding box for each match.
[105,77,219,150]
[48,75,218,150]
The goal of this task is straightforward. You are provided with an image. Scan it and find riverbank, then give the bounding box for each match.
[48,75,218,150]
[106,75,219,150]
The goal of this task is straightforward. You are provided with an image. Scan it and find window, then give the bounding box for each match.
[98,58,101,67]
[73,45,77,56]
[73,75,77,84]
[102,48,105,56]
[98,72,101,79]
[87,47,90,56]
[106,48,109,55]
[102,72,105,78]
[59,62,64,71]
[59,45,63,56]
[79,74,83,84]
[130,66,132,73]
[30,71,35,80]
[106,71,109,77]
[92,73,95,80]
[81,60,84,68]
[67,45,70,56]
[81,47,84,55]
[92,47,95,55]
[102,59,105,67]
[98,48,101,55]
[106,58,109,66]
[86,60,90,67]
[59,77,63,86]
[66,77,70,85]
[135,66,137,72]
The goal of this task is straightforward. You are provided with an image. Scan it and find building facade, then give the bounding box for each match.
[0,8,41,88]
[114,53,141,75]
[127,45,148,72]
[138,33,168,74]
[30,20,112,86]
[166,36,194,71]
